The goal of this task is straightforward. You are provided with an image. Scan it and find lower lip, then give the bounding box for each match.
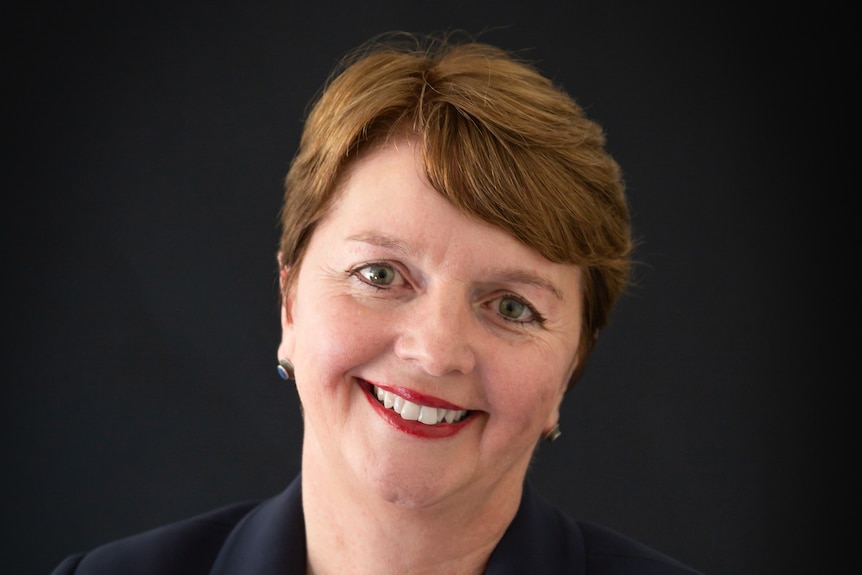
[361,383,472,439]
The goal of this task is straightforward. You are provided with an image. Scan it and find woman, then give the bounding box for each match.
[53,33,703,574]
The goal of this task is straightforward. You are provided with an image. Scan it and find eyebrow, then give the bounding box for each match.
[347,232,417,256]
[490,268,565,300]
[347,232,565,300]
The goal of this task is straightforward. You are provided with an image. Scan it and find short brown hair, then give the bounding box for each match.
[279,32,632,378]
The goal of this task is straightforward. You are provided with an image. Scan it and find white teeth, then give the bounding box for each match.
[418,406,438,425]
[400,400,420,421]
[372,386,467,426]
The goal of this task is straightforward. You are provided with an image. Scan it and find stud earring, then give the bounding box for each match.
[277,359,294,381]
[544,423,561,442]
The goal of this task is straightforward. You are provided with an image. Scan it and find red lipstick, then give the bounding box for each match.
[359,381,473,439]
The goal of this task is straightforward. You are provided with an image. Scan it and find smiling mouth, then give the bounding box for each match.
[372,385,470,425]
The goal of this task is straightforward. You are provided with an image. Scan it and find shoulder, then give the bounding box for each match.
[575,519,704,575]
[491,482,703,575]
[50,500,259,575]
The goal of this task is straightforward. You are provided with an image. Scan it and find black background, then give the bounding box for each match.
[6,2,844,574]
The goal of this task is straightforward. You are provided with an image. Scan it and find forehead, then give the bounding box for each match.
[326,139,489,248]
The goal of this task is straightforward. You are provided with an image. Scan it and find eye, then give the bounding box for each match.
[354,262,400,287]
[497,295,544,324]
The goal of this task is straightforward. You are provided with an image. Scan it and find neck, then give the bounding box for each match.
[300,448,523,575]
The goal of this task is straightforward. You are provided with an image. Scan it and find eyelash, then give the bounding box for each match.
[348,261,545,327]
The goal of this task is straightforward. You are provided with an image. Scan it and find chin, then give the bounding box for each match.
[358,457,468,510]
[372,477,454,510]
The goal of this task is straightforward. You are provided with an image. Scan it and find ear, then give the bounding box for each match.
[276,258,296,364]
[279,267,293,325]
[276,251,295,322]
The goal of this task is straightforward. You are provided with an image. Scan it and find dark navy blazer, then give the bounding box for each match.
[52,475,702,574]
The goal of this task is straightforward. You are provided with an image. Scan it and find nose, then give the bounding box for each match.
[394,289,476,377]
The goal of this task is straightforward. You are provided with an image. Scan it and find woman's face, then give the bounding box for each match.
[279,139,583,509]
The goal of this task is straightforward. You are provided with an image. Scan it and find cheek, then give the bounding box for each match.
[484,346,567,427]
[293,293,386,386]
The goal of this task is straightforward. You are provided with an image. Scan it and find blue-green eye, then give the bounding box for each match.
[357,263,397,286]
[499,296,531,321]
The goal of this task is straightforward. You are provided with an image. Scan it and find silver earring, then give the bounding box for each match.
[277,359,294,380]
[544,423,561,442]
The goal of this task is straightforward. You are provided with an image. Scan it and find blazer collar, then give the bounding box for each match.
[209,474,585,574]
[209,475,306,575]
